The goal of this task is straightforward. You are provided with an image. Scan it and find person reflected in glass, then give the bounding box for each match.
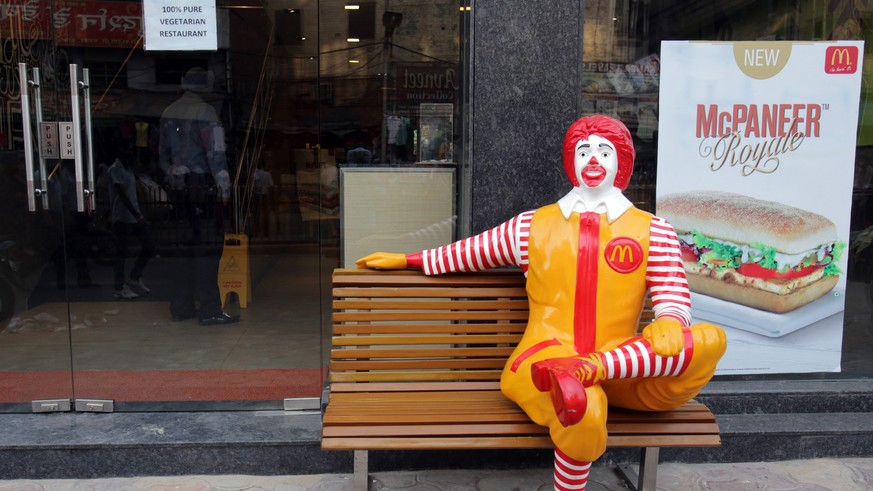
[346,135,373,165]
[108,154,154,300]
[159,67,238,325]
[49,160,96,289]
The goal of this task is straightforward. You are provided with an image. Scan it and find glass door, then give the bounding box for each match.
[64,0,326,410]
[2,0,328,412]
[0,2,77,412]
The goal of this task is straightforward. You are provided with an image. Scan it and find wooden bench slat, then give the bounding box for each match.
[333,323,527,335]
[325,405,523,415]
[323,412,535,425]
[332,269,526,286]
[333,286,527,298]
[322,412,719,429]
[333,277,527,287]
[333,311,530,322]
[331,359,507,371]
[323,422,546,437]
[608,422,721,434]
[325,391,711,409]
[333,276,525,287]
[334,299,530,310]
[323,402,714,416]
[327,389,510,401]
[325,394,715,422]
[331,334,522,346]
[326,408,526,418]
[324,413,718,428]
[331,370,504,382]
[330,347,516,360]
[326,387,712,410]
[328,381,502,392]
[322,421,720,439]
[322,436,555,450]
[322,434,720,451]
[324,396,523,409]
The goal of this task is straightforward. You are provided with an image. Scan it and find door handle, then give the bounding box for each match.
[17,63,37,212]
[81,68,96,212]
[31,67,50,210]
[69,64,86,212]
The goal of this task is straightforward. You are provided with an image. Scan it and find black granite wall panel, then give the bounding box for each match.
[470,0,583,233]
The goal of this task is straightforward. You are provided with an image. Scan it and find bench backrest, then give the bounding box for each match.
[330,268,655,387]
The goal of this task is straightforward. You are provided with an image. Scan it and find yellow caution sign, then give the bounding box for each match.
[218,233,251,308]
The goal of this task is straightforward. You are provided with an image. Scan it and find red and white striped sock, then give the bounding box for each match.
[554,447,591,491]
[597,329,694,381]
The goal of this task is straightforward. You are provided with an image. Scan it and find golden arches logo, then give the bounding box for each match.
[604,237,643,274]
[610,245,634,263]
[825,45,858,74]
[831,48,852,65]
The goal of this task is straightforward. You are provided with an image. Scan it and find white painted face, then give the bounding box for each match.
[574,135,618,189]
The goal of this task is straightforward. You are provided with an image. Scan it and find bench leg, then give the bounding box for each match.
[615,447,659,491]
[353,450,369,491]
[638,447,659,491]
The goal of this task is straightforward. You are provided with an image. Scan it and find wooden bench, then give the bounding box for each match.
[322,268,721,491]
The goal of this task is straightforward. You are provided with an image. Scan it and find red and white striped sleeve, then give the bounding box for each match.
[646,216,692,326]
[406,210,535,276]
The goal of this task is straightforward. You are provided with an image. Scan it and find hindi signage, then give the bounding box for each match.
[0,0,142,48]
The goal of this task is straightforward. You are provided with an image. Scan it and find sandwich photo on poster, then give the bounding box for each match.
[656,41,863,375]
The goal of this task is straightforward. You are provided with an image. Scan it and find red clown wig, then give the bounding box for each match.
[562,115,635,190]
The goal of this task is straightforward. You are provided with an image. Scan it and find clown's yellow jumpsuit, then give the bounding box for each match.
[404,203,726,462]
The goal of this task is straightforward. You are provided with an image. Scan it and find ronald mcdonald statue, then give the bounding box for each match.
[357,115,727,491]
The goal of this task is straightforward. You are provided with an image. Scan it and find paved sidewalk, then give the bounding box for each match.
[0,458,871,490]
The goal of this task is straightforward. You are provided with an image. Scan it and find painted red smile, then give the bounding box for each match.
[581,164,607,187]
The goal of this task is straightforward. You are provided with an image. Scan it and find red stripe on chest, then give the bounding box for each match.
[574,212,599,354]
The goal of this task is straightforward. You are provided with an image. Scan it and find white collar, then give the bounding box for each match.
[556,186,633,223]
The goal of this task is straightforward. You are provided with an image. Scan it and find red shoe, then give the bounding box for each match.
[531,355,606,389]
[531,357,590,427]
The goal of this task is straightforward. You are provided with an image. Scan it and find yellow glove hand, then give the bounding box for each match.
[355,252,408,270]
[642,317,685,357]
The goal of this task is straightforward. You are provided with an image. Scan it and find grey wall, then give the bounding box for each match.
[469,0,583,233]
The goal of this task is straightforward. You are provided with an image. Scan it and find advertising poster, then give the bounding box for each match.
[656,41,864,374]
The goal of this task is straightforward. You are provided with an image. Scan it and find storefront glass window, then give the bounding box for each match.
[0,0,466,412]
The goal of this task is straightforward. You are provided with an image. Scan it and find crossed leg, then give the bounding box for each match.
[504,322,726,491]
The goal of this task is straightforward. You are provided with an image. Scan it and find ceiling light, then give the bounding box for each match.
[347,38,360,42]
[349,59,360,63]
[345,5,360,10]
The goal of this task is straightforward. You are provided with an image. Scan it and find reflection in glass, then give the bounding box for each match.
[0,0,465,412]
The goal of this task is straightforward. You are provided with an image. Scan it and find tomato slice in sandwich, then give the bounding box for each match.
[736,262,822,281]
[680,249,698,263]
